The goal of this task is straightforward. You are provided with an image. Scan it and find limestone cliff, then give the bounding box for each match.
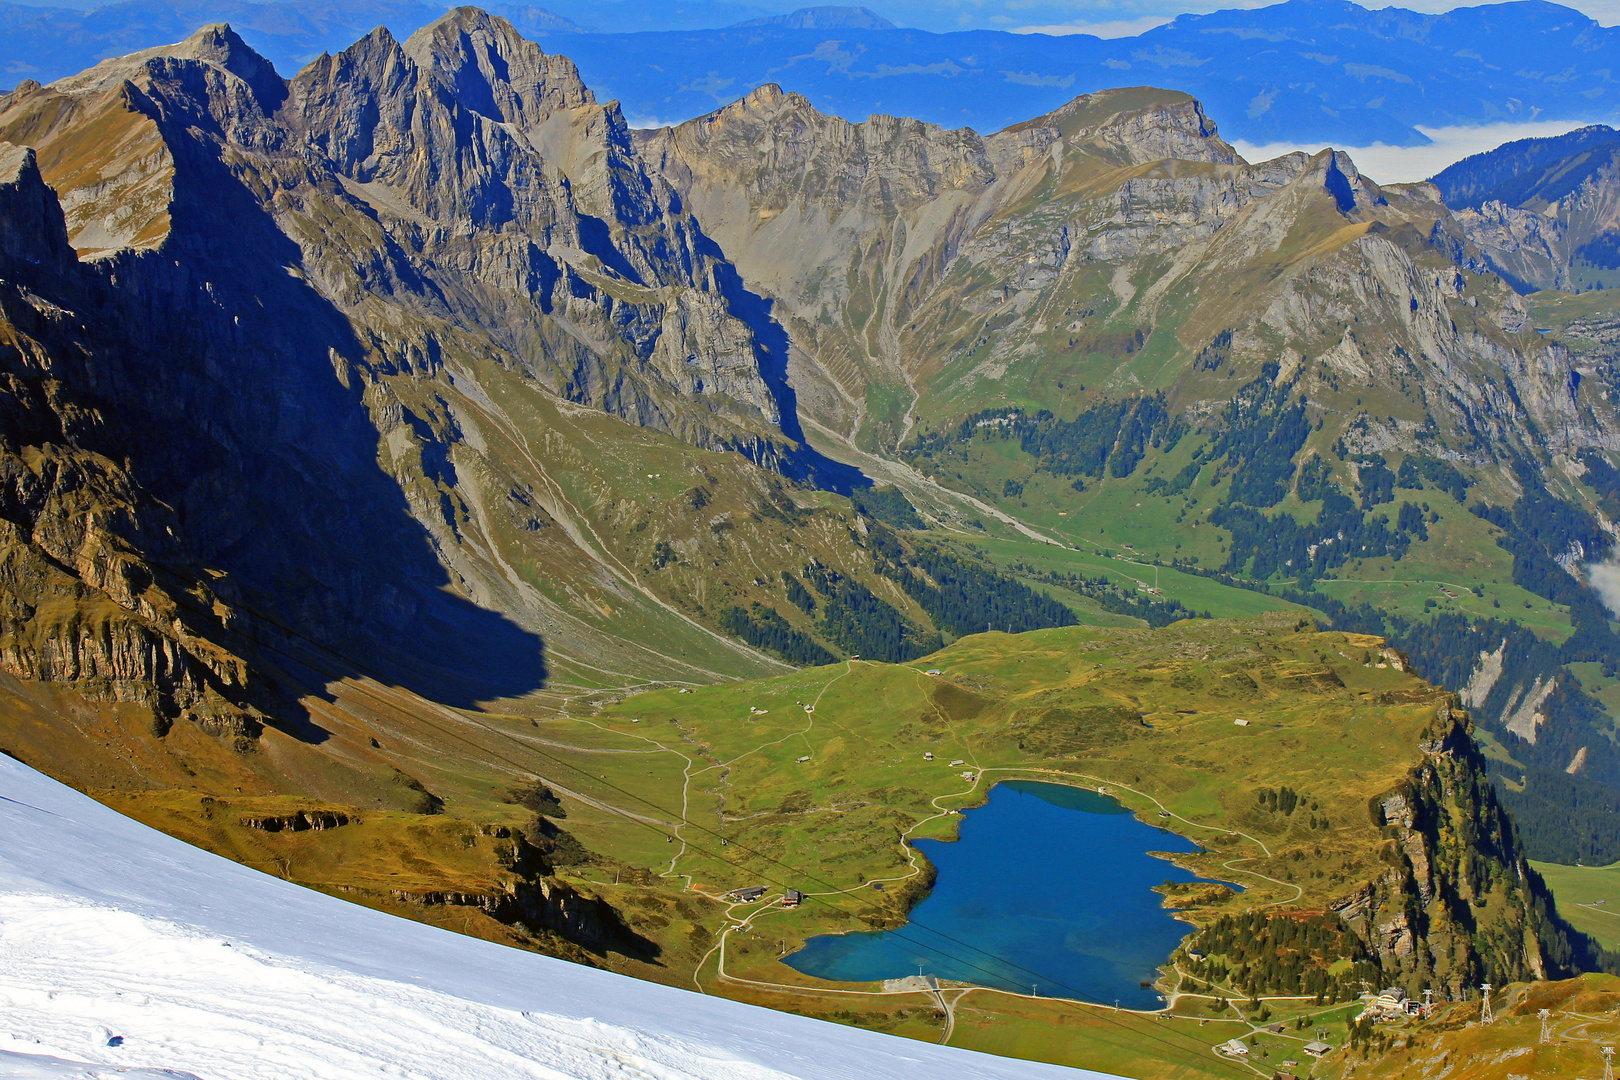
[639,83,1611,464]
[1335,701,1583,995]
[0,13,828,711]
[1450,142,1620,292]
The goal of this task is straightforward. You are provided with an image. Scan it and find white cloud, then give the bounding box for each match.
[1588,560,1620,618]
[1233,118,1609,184]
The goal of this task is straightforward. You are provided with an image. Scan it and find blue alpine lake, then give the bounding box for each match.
[783,780,1234,1010]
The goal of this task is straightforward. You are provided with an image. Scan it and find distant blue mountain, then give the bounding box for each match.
[730,5,893,30]
[551,0,1620,144]
[4,0,1620,147]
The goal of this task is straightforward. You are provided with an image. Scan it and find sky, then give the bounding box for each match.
[9,0,1620,30]
[829,0,1620,35]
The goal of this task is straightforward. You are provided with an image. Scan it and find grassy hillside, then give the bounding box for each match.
[1533,862,1620,952]
[358,611,1571,1076]
[1335,973,1620,1080]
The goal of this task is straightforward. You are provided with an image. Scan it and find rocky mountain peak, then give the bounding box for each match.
[0,142,74,272]
[735,83,797,112]
[1001,86,1241,166]
[638,83,995,217]
[1318,147,1389,215]
[402,7,593,135]
[51,22,285,112]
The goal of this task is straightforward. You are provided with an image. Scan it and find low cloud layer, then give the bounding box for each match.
[1233,119,1606,184]
[1587,560,1620,619]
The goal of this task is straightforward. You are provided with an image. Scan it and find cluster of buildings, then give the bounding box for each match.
[723,886,806,908]
[1357,986,1422,1022]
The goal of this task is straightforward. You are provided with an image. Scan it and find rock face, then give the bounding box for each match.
[1447,141,1620,292]
[0,12,824,724]
[1335,702,1576,994]
[639,83,1612,462]
[636,85,1247,448]
[0,146,273,747]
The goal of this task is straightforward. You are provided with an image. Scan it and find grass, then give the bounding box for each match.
[1532,861,1620,952]
[505,613,1462,1075]
[948,533,1302,621]
[1339,974,1620,1080]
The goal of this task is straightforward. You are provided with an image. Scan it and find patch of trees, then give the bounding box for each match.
[850,485,924,530]
[1011,562,1211,627]
[1194,329,1233,372]
[1501,765,1620,865]
[1397,455,1473,503]
[864,529,1078,637]
[1182,912,1380,1003]
[781,571,817,612]
[1355,455,1396,509]
[1470,460,1608,610]
[1212,491,1410,580]
[1014,395,1177,479]
[1209,365,1310,507]
[720,603,838,667]
[1255,786,1312,816]
[904,394,1184,482]
[800,562,941,663]
[1578,450,1620,522]
[1395,501,1429,541]
[1254,786,1332,829]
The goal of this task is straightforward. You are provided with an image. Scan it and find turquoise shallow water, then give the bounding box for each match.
[782,780,1233,1009]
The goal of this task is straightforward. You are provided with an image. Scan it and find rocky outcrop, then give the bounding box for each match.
[1452,143,1620,292]
[241,809,351,831]
[384,827,630,950]
[1454,200,1570,291]
[0,145,74,271]
[0,154,275,743]
[1000,87,1240,167]
[1331,701,1585,995]
[274,10,787,456]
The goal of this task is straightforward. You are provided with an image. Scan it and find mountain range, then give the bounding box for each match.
[5,9,1620,1076]
[7,0,1620,147]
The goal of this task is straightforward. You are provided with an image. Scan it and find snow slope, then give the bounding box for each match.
[0,757,1111,1080]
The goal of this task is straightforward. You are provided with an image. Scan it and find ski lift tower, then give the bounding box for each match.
[1603,1045,1615,1080]
[1539,1008,1551,1044]
[1480,984,1494,1025]
[1422,988,1435,1018]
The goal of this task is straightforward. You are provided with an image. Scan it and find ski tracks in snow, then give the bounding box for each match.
[0,894,784,1080]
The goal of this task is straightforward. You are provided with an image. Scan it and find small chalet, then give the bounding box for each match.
[726,886,768,903]
[781,889,806,908]
[1304,1040,1332,1058]
[1218,1039,1249,1057]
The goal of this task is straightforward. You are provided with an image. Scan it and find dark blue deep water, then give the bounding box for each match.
[783,780,1232,1009]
